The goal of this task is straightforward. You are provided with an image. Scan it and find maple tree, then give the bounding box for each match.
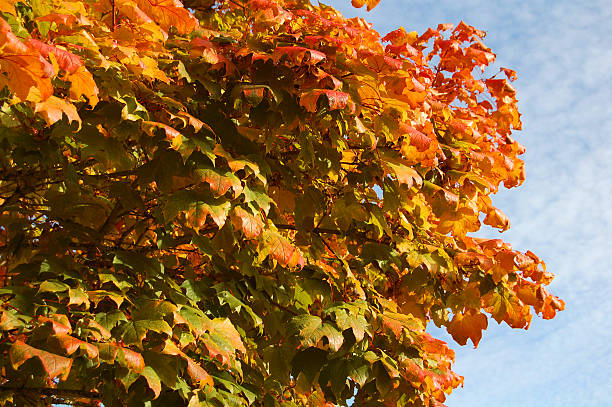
[0,0,565,405]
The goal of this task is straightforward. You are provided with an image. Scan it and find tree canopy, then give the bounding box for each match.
[0,0,564,405]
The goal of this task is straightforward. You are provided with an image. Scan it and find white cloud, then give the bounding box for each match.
[327,0,612,405]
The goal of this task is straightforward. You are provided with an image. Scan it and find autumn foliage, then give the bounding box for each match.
[0,0,563,405]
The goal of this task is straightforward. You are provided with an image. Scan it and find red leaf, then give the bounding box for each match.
[273,46,326,65]
[300,89,350,113]
[37,315,72,335]
[27,39,82,74]
[399,123,432,152]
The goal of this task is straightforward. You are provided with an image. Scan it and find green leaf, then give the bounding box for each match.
[288,315,343,352]
[291,347,327,384]
[37,280,70,294]
[141,366,162,398]
[121,319,173,347]
[242,185,274,215]
[145,351,180,390]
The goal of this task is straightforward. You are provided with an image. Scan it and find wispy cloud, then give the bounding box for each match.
[327,0,612,405]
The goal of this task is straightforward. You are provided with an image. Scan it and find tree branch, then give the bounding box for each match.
[0,385,100,403]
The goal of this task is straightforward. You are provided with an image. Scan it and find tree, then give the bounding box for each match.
[0,0,564,405]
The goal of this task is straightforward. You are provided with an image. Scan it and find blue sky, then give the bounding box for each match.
[326,1,612,405]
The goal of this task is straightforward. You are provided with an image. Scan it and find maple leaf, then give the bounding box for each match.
[201,318,246,366]
[231,206,264,239]
[400,123,432,152]
[97,343,145,373]
[447,310,488,347]
[381,311,424,339]
[259,230,304,268]
[132,0,199,34]
[27,39,82,73]
[350,0,381,11]
[300,89,351,112]
[51,334,100,359]
[36,13,79,26]
[10,341,73,379]
[194,167,242,197]
[143,121,182,149]
[35,96,81,127]
[0,20,54,101]
[0,0,17,15]
[67,66,99,107]
[273,46,326,65]
[484,207,510,231]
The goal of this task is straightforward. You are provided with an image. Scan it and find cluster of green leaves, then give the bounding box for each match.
[0,0,563,406]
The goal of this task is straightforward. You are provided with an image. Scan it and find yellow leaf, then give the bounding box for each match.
[0,0,17,15]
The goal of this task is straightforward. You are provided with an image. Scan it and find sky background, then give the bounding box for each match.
[326,1,612,406]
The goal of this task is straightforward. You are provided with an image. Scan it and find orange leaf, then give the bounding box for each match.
[185,356,214,388]
[10,341,73,379]
[35,96,81,127]
[501,67,517,81]
[455,252,493,271]
[485,292,532,329]
[0,0,17,15]
[159,340,214,389]
[133,0,198,34]
[67,65,99,107]
[0,20,53,102]
[259,230,304,268]
[231,207,264,239]
[384,159,422,188]
[483,207,510,231]
[351,0,381,11]
[447,310,488,347]
[52,334,99,359]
